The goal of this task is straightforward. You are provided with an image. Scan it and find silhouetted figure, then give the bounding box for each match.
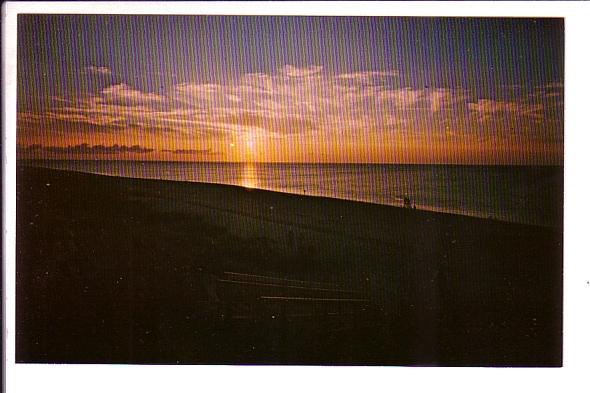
[403,196,412,209]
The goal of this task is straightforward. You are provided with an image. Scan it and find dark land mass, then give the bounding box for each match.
[16,165,562,365]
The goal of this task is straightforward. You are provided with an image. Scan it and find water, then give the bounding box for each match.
[23,160,563,227]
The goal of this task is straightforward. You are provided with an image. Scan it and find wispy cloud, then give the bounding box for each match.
[102,83,164,107]
[282,65,323,78]
[18,64,563,162]
[337,70,399,85]
[83,65,112,75]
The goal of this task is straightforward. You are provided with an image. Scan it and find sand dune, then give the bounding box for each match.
[16,165,562,365]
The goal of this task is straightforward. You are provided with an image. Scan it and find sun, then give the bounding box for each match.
[244,135,257,162]
[246,137,255,151]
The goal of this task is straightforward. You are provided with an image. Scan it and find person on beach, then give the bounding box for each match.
[403,196,412,209]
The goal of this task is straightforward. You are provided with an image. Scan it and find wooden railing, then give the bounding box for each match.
[200,271,372,321]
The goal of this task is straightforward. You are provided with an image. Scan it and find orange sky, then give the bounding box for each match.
[17,16,564,165]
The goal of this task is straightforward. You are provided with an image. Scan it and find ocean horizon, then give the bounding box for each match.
[20,159,564,228]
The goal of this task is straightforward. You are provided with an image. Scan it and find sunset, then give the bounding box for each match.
[14,12,564,369]
[17,16,563,164]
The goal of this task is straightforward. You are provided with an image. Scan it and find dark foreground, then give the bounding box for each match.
[16,166,562,366]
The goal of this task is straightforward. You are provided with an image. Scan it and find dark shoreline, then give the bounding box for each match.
[16,165,563,366]
[18,161,563,229]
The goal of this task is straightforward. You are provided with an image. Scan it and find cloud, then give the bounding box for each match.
[282,65,323,78]
[337,71,399,85]
[543,82,564,90]
[428,89,454,113]
[18,65,563,162]
[173,83,241,110]
[102,83,164,107]
[467,99,542,121]
[52,143,153,154]
[160,148,222,158]
[45,109,123,126]
[468,99,516,115]
[17,111,44,124]
[162,148,209,154]
[29,86,176,131]
[175,83,222,96]
[83,65,112,75]
[17,144,43,153]
[24,66,402,140]
[18,143,154,157]
[241,73,274,92]
[378,88,425,107]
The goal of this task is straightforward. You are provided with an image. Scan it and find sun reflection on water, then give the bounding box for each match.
[241,162,259,189]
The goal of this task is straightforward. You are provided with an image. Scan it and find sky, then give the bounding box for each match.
[16,15,564,164]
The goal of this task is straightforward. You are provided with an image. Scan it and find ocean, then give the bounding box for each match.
[23,160,563,228]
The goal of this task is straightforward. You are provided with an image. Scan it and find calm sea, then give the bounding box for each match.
[24,160,563,227]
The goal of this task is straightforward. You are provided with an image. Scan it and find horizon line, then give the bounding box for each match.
[17,158,564,166]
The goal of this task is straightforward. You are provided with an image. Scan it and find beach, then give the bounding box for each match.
[16,165,562,365]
